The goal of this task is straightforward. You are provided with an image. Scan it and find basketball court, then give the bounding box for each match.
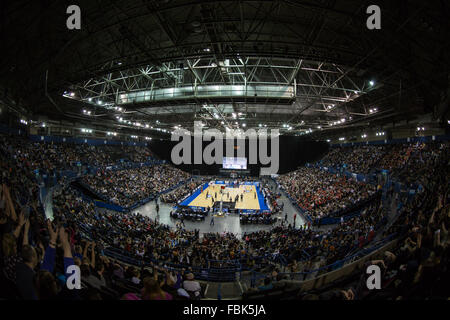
[178,181,270,212]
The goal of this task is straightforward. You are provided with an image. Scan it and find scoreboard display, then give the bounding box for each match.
[222,157,247,170]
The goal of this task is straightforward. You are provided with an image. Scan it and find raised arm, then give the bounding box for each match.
[82,240,90,260]
[13,212,25,238]
[22,218,30,246]
[90,242,96,269]
[4,185,17,222]
[40,220,58,273]
[59,227,76,280]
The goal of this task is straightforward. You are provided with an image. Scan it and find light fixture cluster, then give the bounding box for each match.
[106,132,117,136]
[20,119,28,125]
[130,135,138,139]
[361,134,367,138]
[375,131,385,136]
[330,118,346,126]
[369,108,378,114]
[63,91,76,97]
[339,137,345,141]
[416,127,425,131]
[82,109,92,115]
[81,128,93,133]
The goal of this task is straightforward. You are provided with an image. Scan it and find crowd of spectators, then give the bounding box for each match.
[319,142,443,178]
[240,212,276,225]
[296,146,450,300]
[82,165,190,207]
[278,167,377,221]
[320,145,389,174]
[170,207,207,222]
[0,133,157,176]
[43,181,386,275]
[1,131,449,300]
[161,179,206,203]
[245,142,449,300]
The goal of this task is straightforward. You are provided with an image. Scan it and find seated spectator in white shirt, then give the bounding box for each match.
[183,273,201,297]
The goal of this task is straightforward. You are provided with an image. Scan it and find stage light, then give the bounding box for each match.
[369,80,375,86]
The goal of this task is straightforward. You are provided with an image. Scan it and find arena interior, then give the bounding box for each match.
[0,0,449,309]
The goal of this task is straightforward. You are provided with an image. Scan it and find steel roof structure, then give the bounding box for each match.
[1,0,449,138]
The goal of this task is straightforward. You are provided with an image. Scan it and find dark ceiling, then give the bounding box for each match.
[0,0,449,136]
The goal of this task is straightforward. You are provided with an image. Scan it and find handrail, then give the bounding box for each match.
[244,233,397,286]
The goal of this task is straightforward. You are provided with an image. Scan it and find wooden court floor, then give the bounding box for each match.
[187,183,261,210]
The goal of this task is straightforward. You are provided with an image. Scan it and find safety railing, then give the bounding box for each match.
[242,233,397,287]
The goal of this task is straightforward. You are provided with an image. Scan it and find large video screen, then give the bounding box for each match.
[222,157,247,170]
